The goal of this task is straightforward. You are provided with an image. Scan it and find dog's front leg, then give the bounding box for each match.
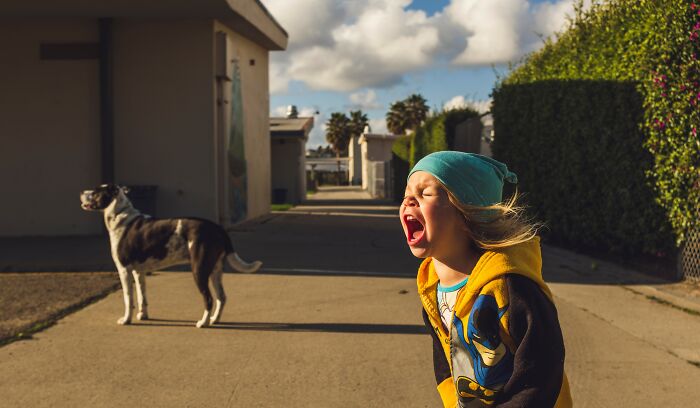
[117,267,133,325]
[132,269,149,320]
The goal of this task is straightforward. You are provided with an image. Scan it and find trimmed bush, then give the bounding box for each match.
[493,0,700,255]
[391,108,481,202]
[410,108,481,167]
[392,135,412,202]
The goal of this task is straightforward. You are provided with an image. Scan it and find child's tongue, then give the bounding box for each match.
[412,231,422,239]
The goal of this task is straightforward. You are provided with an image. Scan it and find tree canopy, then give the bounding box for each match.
[385,93,429,135]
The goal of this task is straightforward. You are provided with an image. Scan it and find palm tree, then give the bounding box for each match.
[405,93,429,130]
[386,100,409,135]
[325,112,351,182]
[386,94,429,135]
[326,112,351,155]
[349,110,369,138]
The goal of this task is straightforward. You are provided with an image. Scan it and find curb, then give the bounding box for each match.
[623,284,700,316]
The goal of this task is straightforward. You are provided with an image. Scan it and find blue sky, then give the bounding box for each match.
[262,0,584,148]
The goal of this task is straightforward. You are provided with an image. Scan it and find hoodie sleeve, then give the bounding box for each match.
[495,274,565,407]
[422,309,458,408]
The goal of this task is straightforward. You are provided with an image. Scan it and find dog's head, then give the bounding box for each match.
[80,184,130,212]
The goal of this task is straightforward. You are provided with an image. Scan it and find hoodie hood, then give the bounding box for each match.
[417,237,551,319]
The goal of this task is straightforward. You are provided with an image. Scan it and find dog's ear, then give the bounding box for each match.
[119,185,131,195]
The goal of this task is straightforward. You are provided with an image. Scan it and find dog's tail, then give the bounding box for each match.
[226,252,262,274]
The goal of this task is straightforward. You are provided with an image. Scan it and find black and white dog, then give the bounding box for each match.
[80,184,262,328]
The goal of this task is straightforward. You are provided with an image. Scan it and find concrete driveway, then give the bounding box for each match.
[1,186,700,407]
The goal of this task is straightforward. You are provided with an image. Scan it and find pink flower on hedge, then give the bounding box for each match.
[693,127,698,137]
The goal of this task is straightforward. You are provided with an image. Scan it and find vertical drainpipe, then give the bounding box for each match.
[99,18,115,183]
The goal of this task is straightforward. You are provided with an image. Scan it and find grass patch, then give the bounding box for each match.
[271,203,294,211]
[645,295,700,317]
[0,272,119,347]
[0,272,119,348]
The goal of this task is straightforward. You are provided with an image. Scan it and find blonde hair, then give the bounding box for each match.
[443,186,543,250]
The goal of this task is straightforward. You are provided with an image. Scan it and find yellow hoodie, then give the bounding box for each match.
[417,237,572,407]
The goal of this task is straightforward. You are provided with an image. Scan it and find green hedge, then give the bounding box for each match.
[391,108,480,202]
[493,80,674,254]
[409,109,481,167]
[392,135,412,202]
[493,0,700,254]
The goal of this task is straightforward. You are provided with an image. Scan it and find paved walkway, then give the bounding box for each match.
[1,185,700,407]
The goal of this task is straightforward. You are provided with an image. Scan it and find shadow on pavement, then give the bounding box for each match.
[139,319,427,335]
[298,199,397,207]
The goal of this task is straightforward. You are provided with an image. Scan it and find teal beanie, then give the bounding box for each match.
[408,151,518,207]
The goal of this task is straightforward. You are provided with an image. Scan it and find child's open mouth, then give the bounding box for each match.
[404,214,425,245]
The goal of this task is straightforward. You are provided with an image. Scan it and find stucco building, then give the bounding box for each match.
[358,132,400,199]
[0,0,287,236]
[270,115,314,204]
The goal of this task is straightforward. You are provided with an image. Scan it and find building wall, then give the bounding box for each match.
[348,135,362,185]
[453,118,483,154]
[113,19,216,220]
[0,16,275,235]
[297,141,306,201]
[214,21,271,221]
[270,138,302,204]
[0,19,102,236]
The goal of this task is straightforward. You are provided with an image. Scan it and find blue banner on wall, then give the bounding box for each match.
[228,61,247,223]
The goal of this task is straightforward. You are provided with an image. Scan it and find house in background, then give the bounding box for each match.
[270,113,314,204]
[348,134,363,186]
[0,0,287,236]
[358,132,400,199]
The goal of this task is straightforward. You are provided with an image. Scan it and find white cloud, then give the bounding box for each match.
[446,0,528,65]
[271,105,287,117]
[261,0,584,92]
[348,90,382,110]
[443,96,492,113]
[263,0,442,92]
[446,0,584,66]
[368,118,389,134]
[269,62,290,94]
[307,117,328,148]
[532,0,577,37]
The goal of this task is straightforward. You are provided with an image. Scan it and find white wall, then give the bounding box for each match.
[215,21,272,220]
[113,19,216,220]
[0,19,102,236]
[0,16,275,235]
[348,135,362,185]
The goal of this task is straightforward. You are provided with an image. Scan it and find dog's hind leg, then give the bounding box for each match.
[191,244,216,328]
[117,266,133,325]
[193,271,213,328]
[209,257,227,325]
[132,269,148,320]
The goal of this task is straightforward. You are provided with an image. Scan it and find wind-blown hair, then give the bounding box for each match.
[443,185,543,250]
